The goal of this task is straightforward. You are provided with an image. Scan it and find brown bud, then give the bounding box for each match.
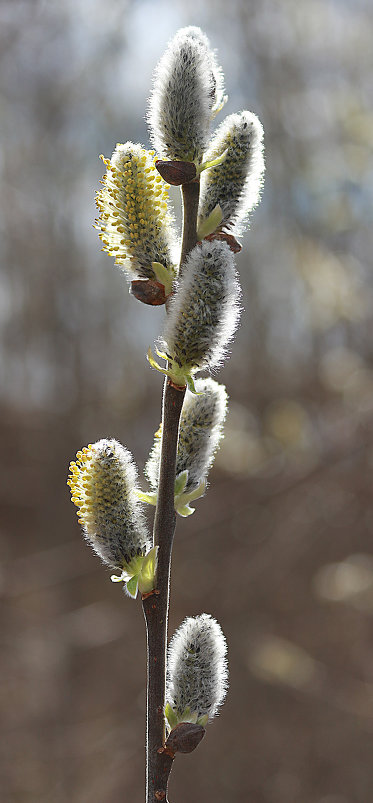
[165,723,206,755]
[131,279,169,306]
[204,231,242,253]
[155,160,197,186]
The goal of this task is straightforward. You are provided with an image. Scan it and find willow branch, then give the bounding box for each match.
[142,179,200,803]
[142,380,185,803]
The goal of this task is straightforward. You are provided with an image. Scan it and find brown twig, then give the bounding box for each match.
[142,380,185,803]
[142,179,199,803]
[179,180,200,272]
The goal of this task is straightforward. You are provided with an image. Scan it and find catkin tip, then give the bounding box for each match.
[148,27,225,163]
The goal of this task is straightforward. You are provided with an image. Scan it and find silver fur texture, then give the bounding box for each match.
[161,240,241,373]
[167,613,228,721]
[198,110,265,236]
[145,378,228,493]
[148,26,225,163]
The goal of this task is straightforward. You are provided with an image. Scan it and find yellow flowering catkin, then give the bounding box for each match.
[67,439,151,570]
[96,142,177,281]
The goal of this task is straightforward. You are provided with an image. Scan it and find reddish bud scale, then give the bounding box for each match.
[165,723,205,755]
[131,279,170,306]
[155,159,197,185]
[203,231,242,253]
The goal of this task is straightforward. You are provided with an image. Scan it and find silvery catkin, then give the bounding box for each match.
[198,110,265,237]
[145,378,228,494]
[167,614,228,724]
[160,240,241,380]
[148,26,225,164]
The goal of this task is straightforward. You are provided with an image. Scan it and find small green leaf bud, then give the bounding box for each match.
[198,111,265,238]
[158,240,241,386]
[95,143,177,286]
[67,439,152,580]
[145,379,228,514]
[111,544,158,599]
[166,614,228,727]
[148,26,225,164]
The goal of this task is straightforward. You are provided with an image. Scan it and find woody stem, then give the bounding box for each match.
[142,179,200,803]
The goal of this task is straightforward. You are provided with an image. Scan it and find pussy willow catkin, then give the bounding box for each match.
[96,142,177,282]
[68,439,151,570]
[148,26,225,163]
[167,614,228,725]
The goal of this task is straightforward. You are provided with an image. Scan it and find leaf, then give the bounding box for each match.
[155,346,169,361]
[126,575,139,599]
[198,150,228,176]
[165,702,179,730]
[147,347,168,376]
[135,490,158,506]
[175,502,195,517]
[152,261,174,296]
[185,374,202,395]
[138,545,158,593]
[174,470,188,496]
[196,204,223,240]
[175,479,206,517]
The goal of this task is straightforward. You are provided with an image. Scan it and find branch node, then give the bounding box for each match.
[167,379,187,391]
[141,588,160,600]
[158,745,176,759]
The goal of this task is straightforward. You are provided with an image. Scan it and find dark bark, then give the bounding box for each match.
[142,179,200,803]
[142,382,185,803]
[179,181,200,271]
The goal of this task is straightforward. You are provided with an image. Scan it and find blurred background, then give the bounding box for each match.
[1,0,373,801]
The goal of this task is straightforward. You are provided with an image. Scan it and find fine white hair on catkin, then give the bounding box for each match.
[68,439,151,570]
[161,240,241,374]
[167,613,228,722]
[148,26,225,163]
[145,378,228,494]
[198,111,265,236]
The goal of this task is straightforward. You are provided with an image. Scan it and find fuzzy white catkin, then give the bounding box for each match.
[198,111,265,236]
[167,614,228,722]
[161,240,241,374]
[68,439,151,570]
[148,26,225,163]
[145,378,228,493]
